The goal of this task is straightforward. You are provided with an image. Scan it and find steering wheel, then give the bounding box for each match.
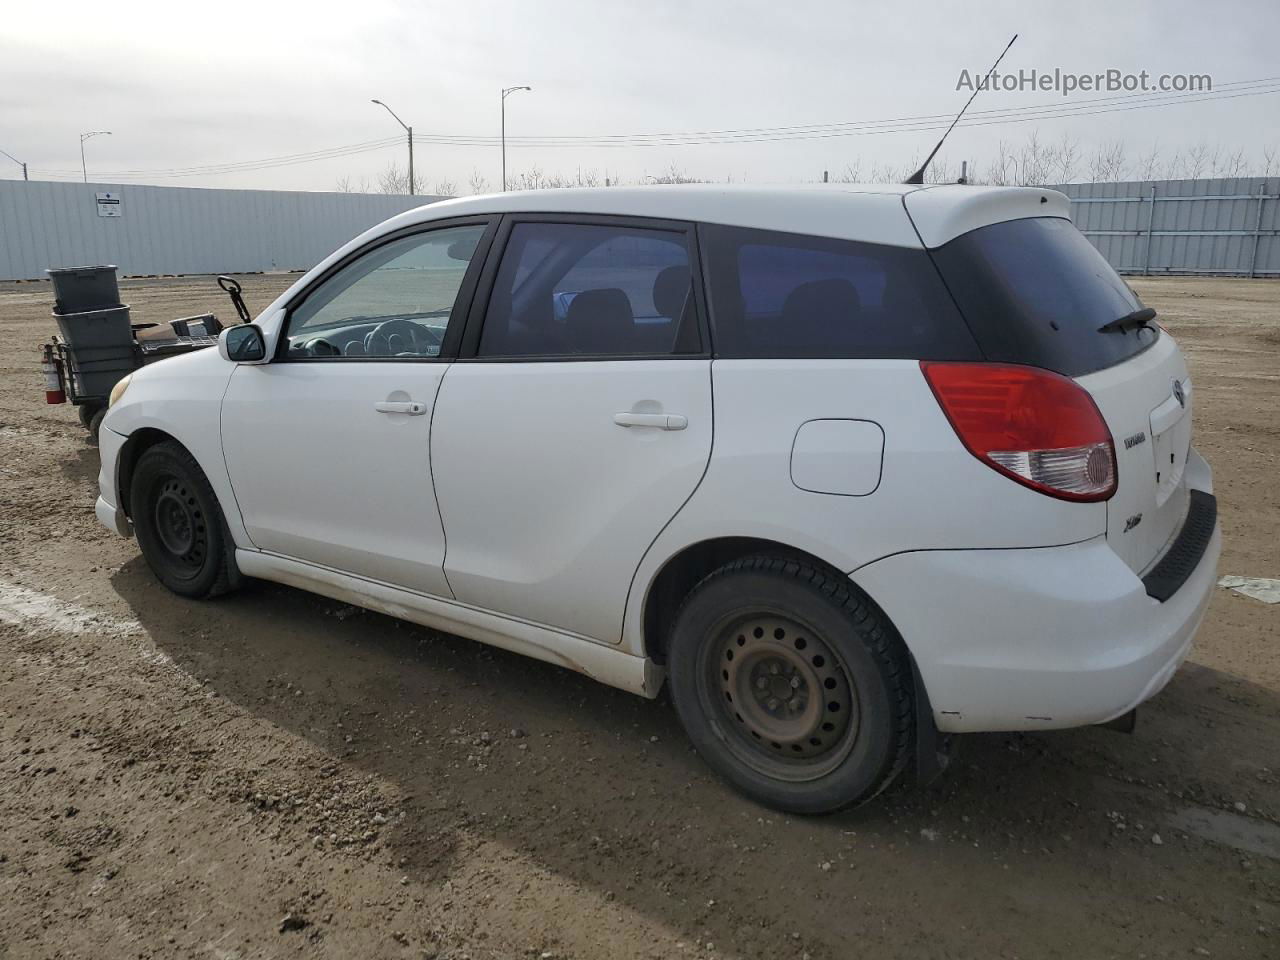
[364,318,442,357]
[303,337,341,357]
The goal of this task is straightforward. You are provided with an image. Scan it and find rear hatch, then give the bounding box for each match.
[927,214,1192,575]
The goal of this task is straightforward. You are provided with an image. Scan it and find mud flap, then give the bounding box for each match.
[1097,708,1137,733]
[910,655,951,785]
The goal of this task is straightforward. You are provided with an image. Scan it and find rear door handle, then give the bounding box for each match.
[375,400,427,416]
[613,412,688,431]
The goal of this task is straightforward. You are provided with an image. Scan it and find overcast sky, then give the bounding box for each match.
[2,0,1277,193]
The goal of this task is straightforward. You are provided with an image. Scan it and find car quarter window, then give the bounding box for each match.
[477,221,700,358]
[283,223,488,360]
[701,224,981,360]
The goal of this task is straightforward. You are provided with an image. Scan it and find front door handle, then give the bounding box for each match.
[613,412,688,431]
[375,400,427,416]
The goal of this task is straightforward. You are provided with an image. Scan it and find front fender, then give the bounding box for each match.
[103,348,252,550]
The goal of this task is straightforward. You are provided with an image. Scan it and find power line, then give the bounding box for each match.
[417,80,1280,147]
[479,76,1280,145]
[30,136,405,180]
[23,76,1280,180]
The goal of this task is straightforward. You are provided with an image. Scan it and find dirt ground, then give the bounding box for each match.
[0,273,1277,960]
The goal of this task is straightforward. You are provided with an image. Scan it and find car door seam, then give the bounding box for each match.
[618,356,717,645]
[430,363,458,599]
[217,364,259,550]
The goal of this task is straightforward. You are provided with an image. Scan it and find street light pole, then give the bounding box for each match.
[0,147,27,180]
[501,86,532,191]
[371,99,414,195]
[79,131,111,183]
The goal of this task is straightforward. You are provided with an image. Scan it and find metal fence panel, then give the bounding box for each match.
[5,176,1275,281]
[0,180,439,281]
[1052,177,1277,276]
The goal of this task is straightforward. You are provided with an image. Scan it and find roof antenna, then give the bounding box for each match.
[904,33,1018,185]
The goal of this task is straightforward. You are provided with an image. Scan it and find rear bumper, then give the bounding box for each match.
[95,426,133,538]
[854,494,1220,733]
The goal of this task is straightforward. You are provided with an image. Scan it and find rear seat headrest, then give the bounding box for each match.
[653,265,691,320]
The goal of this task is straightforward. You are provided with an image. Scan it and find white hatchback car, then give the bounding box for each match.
[97,185,1220,813]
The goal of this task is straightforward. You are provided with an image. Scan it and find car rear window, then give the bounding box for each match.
[929,216,1159,377]
[701,225,981,360]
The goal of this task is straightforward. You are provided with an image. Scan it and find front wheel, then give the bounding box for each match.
[130,441,239,598]
[667,556,913,814]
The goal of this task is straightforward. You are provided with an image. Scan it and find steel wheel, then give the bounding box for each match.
[702,612,859,782]
[130,441,240,599]
[150,475,208,579]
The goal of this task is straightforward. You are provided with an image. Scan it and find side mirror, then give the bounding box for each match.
[218,324,267,363]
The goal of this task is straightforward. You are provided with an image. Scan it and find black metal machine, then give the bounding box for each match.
[40,265,228,439]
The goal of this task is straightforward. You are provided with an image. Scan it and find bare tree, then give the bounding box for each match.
[1088,141,1127,182]
[467,169,490,194]
[1263,144,1279,178]
[1214,148,1247,179]
[1049,133,1080,183]
[925,157,956,184]
[984,140,1015,185]
[1135,142,1162,182]
[377,161,411,195]
[432,179,457,197]
[1205,144,1226,177]
[1183,142,1210,179]
[647,163,704,184]
[835,161,863,183]
[373,135,1273,196]
[1013,131,1054,185]
[507,164,546,190]
[334,174,372,194]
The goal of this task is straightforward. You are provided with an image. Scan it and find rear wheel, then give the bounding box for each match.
[130,441,239,598]
[667,556,912,814]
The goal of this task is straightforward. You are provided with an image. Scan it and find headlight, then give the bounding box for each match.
[108,373,133,408]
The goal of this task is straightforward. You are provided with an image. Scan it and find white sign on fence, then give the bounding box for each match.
[95,191,122,217]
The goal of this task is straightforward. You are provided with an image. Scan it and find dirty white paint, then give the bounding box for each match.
[1218,575,1280,604]
[0,577,142,636]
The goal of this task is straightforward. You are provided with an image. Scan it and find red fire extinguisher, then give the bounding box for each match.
[42,343,66,404]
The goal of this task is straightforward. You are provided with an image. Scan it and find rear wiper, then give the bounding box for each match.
[1098,307,1157,334]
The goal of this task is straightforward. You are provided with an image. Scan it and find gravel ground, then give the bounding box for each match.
[0,273,1277,960]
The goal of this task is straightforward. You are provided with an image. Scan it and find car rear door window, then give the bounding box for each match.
[477,222,700,358]
[702,224,979,360]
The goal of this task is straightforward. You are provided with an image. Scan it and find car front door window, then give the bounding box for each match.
[284,223,488,359]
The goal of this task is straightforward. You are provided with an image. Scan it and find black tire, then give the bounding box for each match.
[87,407,107,445]
[78,403,103,430]
[130,441,240,599]
[667,556,912,814]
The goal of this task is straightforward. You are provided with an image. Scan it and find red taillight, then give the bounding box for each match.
[921,361,1117,502]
